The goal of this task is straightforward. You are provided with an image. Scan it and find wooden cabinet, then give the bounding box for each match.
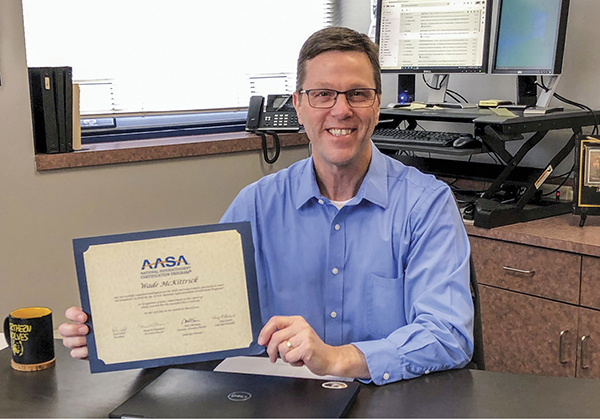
[479,285,578,377]
[581,256,600,310]
[480,284,600,379]
[471,236,580,304]
[577,308,600,379]
[467,215,600,379]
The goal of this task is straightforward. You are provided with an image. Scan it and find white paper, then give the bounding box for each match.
[0,333,7,351]
[214,356,354,382]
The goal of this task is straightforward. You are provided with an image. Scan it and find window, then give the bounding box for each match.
[22,0,335,117]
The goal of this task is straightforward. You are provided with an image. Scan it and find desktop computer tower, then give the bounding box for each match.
[517,76,537,106]
[397,75,415,104]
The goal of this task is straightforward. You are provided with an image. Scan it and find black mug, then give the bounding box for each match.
[3,307,55,371]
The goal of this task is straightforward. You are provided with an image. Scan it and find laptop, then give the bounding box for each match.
[109,369,361,418]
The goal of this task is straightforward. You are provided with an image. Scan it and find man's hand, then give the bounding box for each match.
[257,315,370,379]
[57,306,90,360]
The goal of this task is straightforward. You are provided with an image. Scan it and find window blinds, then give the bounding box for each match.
[22,0,335,115]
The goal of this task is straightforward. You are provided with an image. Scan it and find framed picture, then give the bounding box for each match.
[574,135,600,226]
[584,145,600,188]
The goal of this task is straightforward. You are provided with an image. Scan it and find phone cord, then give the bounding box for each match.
[260,131,281,164]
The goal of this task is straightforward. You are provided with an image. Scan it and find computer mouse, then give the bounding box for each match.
[453,135,480,149]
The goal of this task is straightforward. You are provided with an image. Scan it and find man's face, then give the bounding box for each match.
[293,50,381,172]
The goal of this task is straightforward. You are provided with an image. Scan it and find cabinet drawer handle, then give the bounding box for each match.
[502,266,535,276]
[581,335,590,370]
[559,330,569,364]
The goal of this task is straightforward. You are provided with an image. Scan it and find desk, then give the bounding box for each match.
[377,108,598,228]
[3,343,600,417]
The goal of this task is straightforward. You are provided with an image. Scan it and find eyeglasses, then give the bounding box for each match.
[299,88,378,109]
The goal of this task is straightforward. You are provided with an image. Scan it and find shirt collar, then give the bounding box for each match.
[295,158,322,210]
[295,142,389,210]
[356,143,388,208]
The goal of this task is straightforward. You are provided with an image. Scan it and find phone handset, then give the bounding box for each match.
[246,96,264,131]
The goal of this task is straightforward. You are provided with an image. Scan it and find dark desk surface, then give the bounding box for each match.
[380,107,598,135]
[350,368,600,418]
[0,341,166,418]
[3,342,600,417]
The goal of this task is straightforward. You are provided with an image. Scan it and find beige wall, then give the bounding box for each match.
[2,0,600,326]
[0,0,309,325]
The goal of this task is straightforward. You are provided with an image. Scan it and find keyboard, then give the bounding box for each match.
[372,128,470,147]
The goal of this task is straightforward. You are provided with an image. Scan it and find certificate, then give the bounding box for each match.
[73,222,264,373]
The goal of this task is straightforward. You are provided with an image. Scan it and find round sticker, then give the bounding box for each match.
[321,381,348,389]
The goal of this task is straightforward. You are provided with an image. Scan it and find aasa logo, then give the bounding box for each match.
[227,391,252,402]
[141,255,189,270]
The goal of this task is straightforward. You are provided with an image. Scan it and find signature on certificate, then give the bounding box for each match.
[213,314,237,327]
[138,322,167,336]
[181,317,201,325]
[111,326,128,339]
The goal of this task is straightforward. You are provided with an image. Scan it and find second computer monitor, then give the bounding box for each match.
[492,0,570,110]
[492,0,569,76]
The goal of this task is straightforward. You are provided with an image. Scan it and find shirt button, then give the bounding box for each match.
[318,199,324,205]
[383,373,390,380]
[332,268,339,275]
[330,311,337,318]
[334,224,341,231]
[425,370,431,375]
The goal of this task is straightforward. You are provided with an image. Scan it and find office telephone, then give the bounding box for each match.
[245,94,300,163]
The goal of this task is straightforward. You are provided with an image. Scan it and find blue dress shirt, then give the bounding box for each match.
[220,143,473,385]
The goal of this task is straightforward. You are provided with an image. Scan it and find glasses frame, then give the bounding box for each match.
[299,88,378,109]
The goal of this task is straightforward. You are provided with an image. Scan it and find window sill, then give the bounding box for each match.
[34,131,310,171]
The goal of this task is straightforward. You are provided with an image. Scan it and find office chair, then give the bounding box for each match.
[468,255,485,370]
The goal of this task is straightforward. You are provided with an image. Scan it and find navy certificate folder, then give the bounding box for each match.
[73,222,264,373]
[109,369,361,418]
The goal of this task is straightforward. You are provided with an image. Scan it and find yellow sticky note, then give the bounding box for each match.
[489,107,518,118]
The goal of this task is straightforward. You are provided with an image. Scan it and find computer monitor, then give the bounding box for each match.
[492,0,570,111]
[376,0,493,105]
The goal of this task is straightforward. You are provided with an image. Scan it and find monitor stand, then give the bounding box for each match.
[523,75,564,115]
[425,73,449,106]
[425,74,478,109]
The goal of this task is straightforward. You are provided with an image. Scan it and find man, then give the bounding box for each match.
[59,27,473,385]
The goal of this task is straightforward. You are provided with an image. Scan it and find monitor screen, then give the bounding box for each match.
[492,0,570,75]
[376,0,492,74]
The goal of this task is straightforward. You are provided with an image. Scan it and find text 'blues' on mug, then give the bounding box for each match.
[3,307,55,371]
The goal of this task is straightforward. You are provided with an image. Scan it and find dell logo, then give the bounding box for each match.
[322,381,348,389]
[227,391,252,402]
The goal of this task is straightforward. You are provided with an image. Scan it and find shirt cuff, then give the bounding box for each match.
[354,338,451,385]
[352,339,407,385]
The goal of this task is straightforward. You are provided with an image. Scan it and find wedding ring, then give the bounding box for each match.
[285,340,293,350]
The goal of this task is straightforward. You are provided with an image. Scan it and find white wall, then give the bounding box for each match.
[0,0,309,325]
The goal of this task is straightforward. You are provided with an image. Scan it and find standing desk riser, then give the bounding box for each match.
[376,108,598,228]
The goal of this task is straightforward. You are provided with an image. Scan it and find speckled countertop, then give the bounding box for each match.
[466,213,600,257]
[35,131,309,170]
